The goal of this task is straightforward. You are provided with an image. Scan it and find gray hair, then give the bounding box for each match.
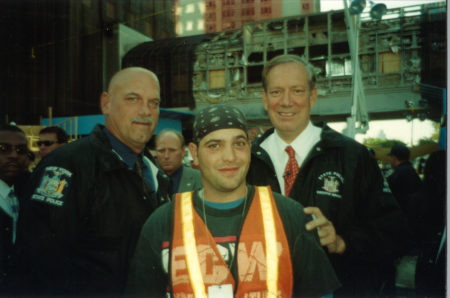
[262,54,316,91]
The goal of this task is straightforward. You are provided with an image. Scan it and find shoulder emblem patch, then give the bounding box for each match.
[31,166,73,207]
[316,171,344,199]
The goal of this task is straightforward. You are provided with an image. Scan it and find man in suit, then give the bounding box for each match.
[155,129,202,195]
[0,125,31,291]
[247,54,410,296]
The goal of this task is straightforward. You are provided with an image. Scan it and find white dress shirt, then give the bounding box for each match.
[0,179,19,242]
[260,122,322,196]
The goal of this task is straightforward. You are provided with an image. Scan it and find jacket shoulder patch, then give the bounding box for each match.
[31,166,73,207]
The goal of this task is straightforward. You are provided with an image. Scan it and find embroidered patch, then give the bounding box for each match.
[316,171,344,199]
[31,166,73,207]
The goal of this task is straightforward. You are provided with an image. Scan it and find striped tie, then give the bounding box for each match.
[283,146,299,197]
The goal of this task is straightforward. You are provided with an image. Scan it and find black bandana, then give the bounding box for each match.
[193,104,248,143]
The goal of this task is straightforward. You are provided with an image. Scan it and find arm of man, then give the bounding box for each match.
[273,193,341,297]
[11,159,92,295]
[307,147,411,261]
[126,203,171,296]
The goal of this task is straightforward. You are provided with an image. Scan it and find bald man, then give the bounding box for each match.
[9,68,170,296]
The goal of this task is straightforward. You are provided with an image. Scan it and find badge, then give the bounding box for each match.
[31,166,72,207]
[208,284,233,298]
[316,171,344,199]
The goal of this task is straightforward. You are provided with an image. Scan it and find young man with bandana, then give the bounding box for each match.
[127,104,340,297]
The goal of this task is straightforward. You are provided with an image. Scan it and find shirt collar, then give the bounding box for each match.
[103,127,141,168]
[0,179,13,198]
[270,121,322,167]
[287,122,321,160]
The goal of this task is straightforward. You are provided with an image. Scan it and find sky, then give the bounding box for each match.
[321,0,445,147]
[328,119,437,146]
[321,0,445,11]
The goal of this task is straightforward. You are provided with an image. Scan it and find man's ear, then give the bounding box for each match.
[100,92,111,115]
[188,142,199,168]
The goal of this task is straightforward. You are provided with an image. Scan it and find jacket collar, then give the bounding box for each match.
[88,124,162,173]
[252,122,348,159]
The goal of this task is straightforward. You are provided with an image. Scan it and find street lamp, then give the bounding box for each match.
[349,0,366,15]
[369,1,387,20]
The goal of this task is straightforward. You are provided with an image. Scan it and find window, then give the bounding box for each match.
[261,7,271,14]
[241,7,254,16]
[206,24,216,32]
[206,12,216,21]
[222,10,234,17]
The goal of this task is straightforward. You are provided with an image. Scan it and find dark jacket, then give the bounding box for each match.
[0,173,29,292]
[9,125,170,296]
[247,123,411,296]
[0,208,13,286]
[177,165,202,193]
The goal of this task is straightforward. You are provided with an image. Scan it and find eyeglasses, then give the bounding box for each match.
[0,143,28,155]
[37,140,56,147]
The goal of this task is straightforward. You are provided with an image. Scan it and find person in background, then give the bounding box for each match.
[247,54,411,296]
[387,143,425,245]
[414,149,446,297]
[8,67,170,296]
[127,104,340,297]
[0,125,31,292]
[37,126,68,158]
[155,129,202,195]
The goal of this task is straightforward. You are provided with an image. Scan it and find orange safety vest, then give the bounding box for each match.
[170,186,293,298]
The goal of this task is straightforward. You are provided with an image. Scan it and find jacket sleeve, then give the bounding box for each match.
[9,158,99,295]
[339,148,412,261]
[126,205,170,296]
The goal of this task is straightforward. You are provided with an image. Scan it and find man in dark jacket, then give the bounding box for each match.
[0,125,31,292]
[9,67,170,296]
[155,128,202,195]
[247,54,411,296]
[387,144,425,244]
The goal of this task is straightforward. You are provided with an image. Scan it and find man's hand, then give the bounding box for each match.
[304,207,346,254]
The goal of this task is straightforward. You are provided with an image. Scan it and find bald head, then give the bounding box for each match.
[108,67,160,94]
[155,129,186,176]
[101,67,161,153]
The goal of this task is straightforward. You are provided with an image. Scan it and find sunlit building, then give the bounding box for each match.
[176,0,320,36]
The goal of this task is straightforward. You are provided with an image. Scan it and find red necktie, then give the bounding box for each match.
[284,146,299,197]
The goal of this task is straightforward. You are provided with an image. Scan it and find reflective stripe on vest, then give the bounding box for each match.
[259,186,279,298]
[180,191,207,298]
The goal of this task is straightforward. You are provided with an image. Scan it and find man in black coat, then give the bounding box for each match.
[0,125,31,292]
[247,54,411,296]
[8,67,171,296]
[387,144,425,243]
